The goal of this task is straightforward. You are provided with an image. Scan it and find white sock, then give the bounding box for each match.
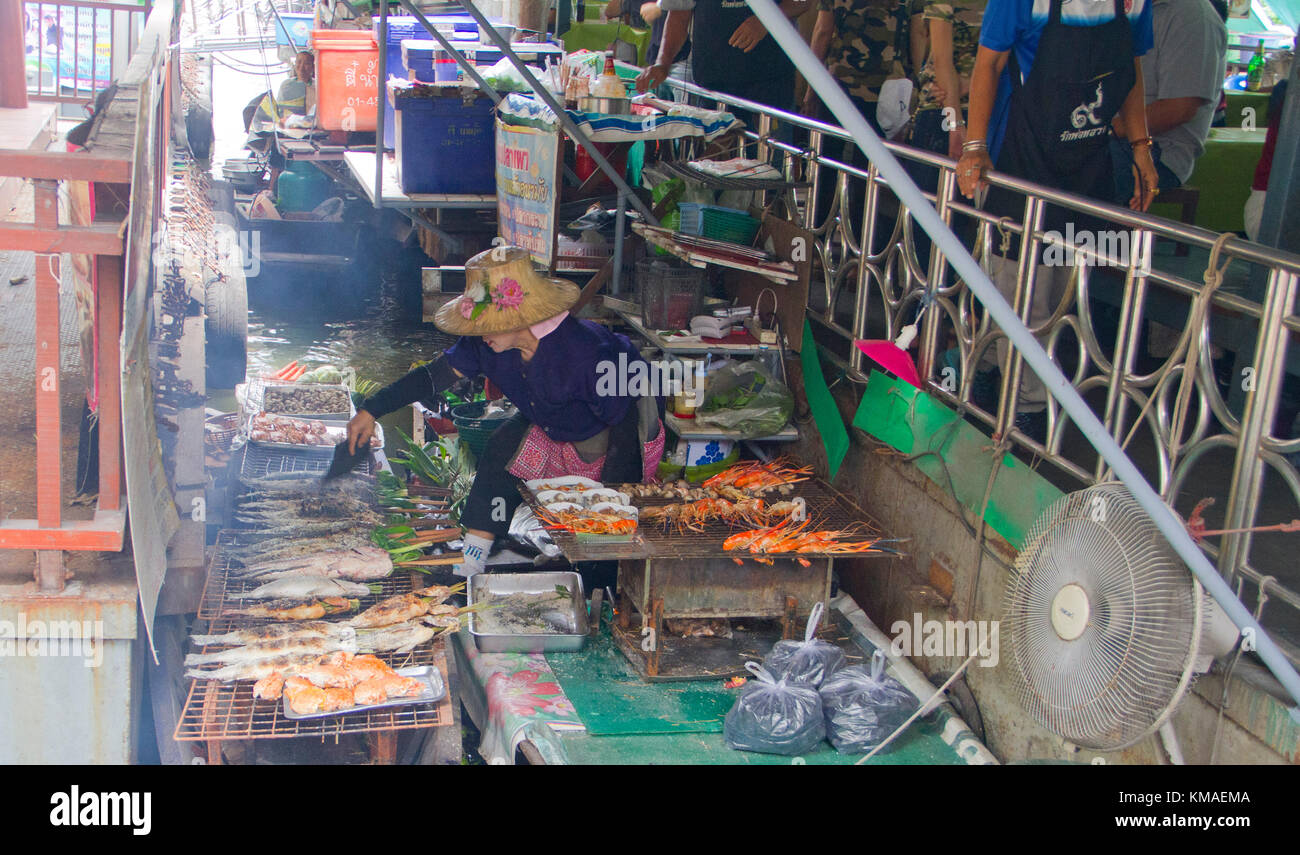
[456,533,493,578]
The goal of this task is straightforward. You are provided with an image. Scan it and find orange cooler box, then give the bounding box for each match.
[312,29,380,131]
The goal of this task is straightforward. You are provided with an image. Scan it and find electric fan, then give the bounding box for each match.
[1004,483,1238,751]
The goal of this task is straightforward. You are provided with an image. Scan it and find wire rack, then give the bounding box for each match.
[174,645,451,741]
[522,478,899,563]
[240,442,374,479]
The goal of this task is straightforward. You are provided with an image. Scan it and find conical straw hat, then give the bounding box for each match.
[434,245,580,336]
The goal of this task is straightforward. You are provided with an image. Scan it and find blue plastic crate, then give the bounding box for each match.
[393,89,496,195]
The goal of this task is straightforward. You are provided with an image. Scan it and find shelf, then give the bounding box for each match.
[343,151,497,210]
[664,413,799,443]
[631,222,798,283]
[603,296,781,356]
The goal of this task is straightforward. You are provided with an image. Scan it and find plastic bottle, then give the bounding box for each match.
[591,52,624,99]
[1247,40,1265,92]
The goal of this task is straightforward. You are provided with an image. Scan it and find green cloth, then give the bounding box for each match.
[851,370,1062,549]
[545,627,735,736]
[1155,127,1266,234]
[557,21,652,66]
[802,319,850,479]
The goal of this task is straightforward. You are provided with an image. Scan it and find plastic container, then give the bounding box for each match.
[312,30,379,131]
[275,12,314,49]
[402,40,472,83]
[637,258,704,331]
[392,84,496,195]
[277,161,333,212]
[451,401,513,460]
[678,204,761,246]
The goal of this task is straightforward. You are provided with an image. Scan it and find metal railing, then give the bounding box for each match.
[24,0,148,104]
[659,74,1300,656]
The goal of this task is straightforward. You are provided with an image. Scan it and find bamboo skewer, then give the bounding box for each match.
[397,554,464,567]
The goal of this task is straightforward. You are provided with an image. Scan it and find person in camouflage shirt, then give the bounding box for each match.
[805,0,916,131]
[912,0,987,160]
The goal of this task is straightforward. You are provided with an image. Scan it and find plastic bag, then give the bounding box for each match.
[482,58,536,93]
[724,663,826,756]
[818,650,919,755]
[507,502,560,559]
[762,602,846,688]
[694,361,793,439]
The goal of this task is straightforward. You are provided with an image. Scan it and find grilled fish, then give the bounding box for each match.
[346,593,428,629]
[235,546,394,582]
[190,621,351,646]
[183,633,356,667]
[355,621,437,654]
[229,576,375,601]
[224,597,359,621]
[185,653,333,683]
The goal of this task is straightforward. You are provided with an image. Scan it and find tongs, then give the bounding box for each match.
[322,439,368,483]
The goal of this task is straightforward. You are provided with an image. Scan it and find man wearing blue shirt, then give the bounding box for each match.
[953,0,1158,441]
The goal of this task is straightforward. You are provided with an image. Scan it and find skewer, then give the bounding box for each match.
[397,555,464,567]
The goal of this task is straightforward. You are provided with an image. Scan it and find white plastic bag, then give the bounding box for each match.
[724,662,826,756]
[762,602,846,688]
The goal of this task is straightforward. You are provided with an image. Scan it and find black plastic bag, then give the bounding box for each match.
[724,663,826,756]
[762,602,846,688]
[819,650,919,755]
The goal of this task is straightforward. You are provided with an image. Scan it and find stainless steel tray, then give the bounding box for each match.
[261,383,355,421]
[281,664,446,720]
[468,571,589,653]
[246,420,384,452]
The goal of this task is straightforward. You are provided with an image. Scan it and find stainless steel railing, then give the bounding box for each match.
[659,73,1300,653]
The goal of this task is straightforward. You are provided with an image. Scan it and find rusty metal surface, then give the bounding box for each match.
[620,556,833,620]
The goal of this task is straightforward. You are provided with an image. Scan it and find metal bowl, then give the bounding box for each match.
[578,95,633,115]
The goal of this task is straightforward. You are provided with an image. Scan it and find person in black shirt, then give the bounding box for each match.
[634,0,812,119]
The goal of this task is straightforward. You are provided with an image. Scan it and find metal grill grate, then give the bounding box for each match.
[197,531,416,621]
[524,478,899,563]
[240,443,373,479]
[174,645,451,741]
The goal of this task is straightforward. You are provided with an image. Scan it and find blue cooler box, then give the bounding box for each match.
[377,16,480,148]
[392,86,496,195]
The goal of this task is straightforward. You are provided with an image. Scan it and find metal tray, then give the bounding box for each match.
[261,383,355,421]
[468,571,589,653]
[246,420,384,452]
[281,664,446,720]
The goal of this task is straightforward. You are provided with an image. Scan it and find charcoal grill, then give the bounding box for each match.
[240,442,375,480]
[180,532,454,763]
[523,477,903,680]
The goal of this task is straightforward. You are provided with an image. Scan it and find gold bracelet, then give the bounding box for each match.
[1131,136,1154,148]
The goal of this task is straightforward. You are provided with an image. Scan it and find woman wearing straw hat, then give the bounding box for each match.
[347,246,665,576]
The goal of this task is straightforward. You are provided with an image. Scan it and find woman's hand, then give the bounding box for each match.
[346,410,376,455]
[728,15,768,53]
[1130,143,1159,212]
[957,148,992,198]
[946,122,965,162]
[635,62,670,93]
[801,86,821,119]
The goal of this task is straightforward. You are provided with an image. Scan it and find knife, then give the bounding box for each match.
[322,439,369,482]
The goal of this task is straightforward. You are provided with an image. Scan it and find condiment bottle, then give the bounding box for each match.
[591,52,624,99]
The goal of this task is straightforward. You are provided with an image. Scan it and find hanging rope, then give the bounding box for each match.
[1115,231,1236,464]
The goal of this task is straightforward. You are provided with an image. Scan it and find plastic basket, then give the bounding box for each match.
[451,402,512,460]
[677,204,760,245]
[312,30,379,131]
[636,258,704,331]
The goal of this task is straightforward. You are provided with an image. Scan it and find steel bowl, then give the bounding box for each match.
[577,95,633,115]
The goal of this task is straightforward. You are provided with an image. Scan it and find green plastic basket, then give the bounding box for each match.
[451,402,511,461]
[677,204,760,245]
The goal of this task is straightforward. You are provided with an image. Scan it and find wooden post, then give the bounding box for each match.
[0,0,28,109]
[33,180,61,532]
[96,254,123,509]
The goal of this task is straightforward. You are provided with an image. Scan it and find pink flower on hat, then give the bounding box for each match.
[493,277,525,310]
[459,296,476,318]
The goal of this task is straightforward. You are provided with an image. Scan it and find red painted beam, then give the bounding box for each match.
[0,509,127,551]
[0,0,26,109]
[0,223,126,255]
[0,150,132,183]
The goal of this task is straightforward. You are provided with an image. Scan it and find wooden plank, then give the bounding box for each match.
[0,149,132,183]
[0,222,126,255]
[0,509,128,551]
[96,254,124,510]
